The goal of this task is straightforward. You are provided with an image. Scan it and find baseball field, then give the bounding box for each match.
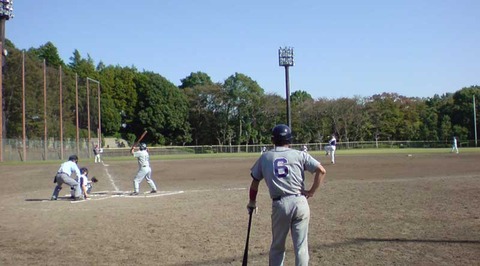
[0,150,479,265]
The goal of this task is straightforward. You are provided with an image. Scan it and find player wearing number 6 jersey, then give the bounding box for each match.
[247,124,326,266]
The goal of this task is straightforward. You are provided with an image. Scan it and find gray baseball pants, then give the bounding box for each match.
[133,166,157,193]
[270,195,310,266]
[52,173,81,199]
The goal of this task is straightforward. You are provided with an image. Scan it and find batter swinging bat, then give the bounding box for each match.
[131,130,148,149]
[242,210,254,266]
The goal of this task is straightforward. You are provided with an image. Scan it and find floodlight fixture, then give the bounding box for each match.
[278,46,294,128]
[0,0,14,19]
[279,46,294,67]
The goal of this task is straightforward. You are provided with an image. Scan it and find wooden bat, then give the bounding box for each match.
[131,130,148,149]
[242,210,254,266]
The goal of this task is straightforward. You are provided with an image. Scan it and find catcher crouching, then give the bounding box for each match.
[70,167,99,200]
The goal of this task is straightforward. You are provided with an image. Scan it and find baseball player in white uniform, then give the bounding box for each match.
[51,155,82,201]
[93,144,102,163]
[247,124,327,266]
[130,143,157,195]
[451,136,459,154]
[325,134,337,164]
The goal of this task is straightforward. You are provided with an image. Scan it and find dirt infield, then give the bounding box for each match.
[0,152,479,265]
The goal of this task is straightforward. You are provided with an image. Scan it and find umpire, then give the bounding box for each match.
[50,155,82,201]
[247,124,327,266]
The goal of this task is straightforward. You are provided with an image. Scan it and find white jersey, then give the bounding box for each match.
[77,174,89,187]
[250,146,320,199]
[57,161,81,177]
[133,150,150,168]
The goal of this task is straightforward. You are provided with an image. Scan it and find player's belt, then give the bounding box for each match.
[272,194,302,201]
[57,172,70,177]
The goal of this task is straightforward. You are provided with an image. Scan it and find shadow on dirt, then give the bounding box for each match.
[25,197,73,202]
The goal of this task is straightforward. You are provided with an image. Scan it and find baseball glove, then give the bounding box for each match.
[91,176,99,183]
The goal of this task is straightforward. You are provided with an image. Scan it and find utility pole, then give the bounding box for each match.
[86,77,101,157]
[474,95,477,147]
[0,0,14,162]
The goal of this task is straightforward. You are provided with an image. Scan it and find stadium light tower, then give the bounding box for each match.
[0,0,14,162]
[278,46,294,129]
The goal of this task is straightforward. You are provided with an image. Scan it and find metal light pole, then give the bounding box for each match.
[279,47,294,129]
[0,0,14,162]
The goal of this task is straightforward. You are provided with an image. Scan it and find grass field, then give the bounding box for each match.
[0,150,479,265]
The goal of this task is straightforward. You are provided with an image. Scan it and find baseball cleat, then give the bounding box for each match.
[130,192,139,196]
[150,190,157,194]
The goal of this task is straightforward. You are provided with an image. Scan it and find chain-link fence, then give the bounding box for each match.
[1,139,475,162]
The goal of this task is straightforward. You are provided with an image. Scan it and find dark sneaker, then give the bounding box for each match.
[130,192,139,196]
[50,196,57,201]
[150,190,157,194]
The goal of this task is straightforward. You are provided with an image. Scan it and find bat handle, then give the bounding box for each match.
[242,211,253,266]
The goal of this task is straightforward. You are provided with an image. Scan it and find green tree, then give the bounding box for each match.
[291,90,315,143]
[28,41,64,67]
[366,93,404,140]
[256,93,286,144]
[182,83,224,145]
[99,65,138,136]
[133,72,191,145]
[223,73,264,146]
[179,71,214,89]
[451,86,480,139]
[419,105,439,141]
[439,115,452,141]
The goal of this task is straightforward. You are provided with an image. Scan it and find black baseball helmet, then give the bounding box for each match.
[68,155,79,162]
[139,143,147,150]
[271,124,292,145]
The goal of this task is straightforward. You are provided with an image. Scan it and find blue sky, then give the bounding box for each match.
[6,0,480,99]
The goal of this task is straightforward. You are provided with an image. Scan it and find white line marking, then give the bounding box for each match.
[103,166,119,192]
[186,187,246,193]
[67,187,245,204]
[70,190,185,203]
[122,191,185,198]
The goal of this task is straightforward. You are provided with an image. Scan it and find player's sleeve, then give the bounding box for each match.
[73,164,81,177]
[304,153,321,174]
[250,159,263,181]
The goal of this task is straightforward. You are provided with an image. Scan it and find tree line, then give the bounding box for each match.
[2,40,479,146]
